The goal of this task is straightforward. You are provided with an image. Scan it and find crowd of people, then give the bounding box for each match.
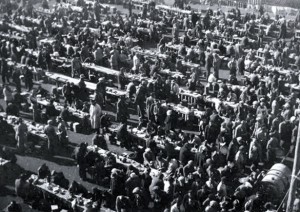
[1,0,300,211]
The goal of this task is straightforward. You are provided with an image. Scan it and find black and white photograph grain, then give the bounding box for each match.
[0,0,300,211]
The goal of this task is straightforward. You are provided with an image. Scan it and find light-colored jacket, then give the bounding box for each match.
[89,104,102,129]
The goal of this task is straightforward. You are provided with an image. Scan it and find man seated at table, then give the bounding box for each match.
[92,133,108,150]
[12,89,23,110]
[117,122,130,149]
[0,146,17,163]
[4,201,22,212]
[37,163,51,179]
[44,120,58,154]
[35,85,48,98]
[15,174,30,199]
[6,102,20,117]
[100,113,111,133]
[68,180,88,197]
[45,100,59,120]
[51,170,69,189]
[0,116,14,137]
[60,104,70,123]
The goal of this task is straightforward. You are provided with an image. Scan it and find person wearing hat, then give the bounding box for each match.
[256,101,268,121]
[179,142,193,166]
[213,53,221,79]
[3,84,13,107]
[37,163,51,179]
[82,199,94,212]
[131,187,147,211]
[44,120,58,154]
[146,93,155,121]
[132,52,140,74]
[248,138,262,166]
[11,89,22,110]
[96,77,107,107]
[154,154,168,172]
[89,98,102,134]
[73,142,88,181]
[279,116,293,153]
[6,201,22,212]
[110,49,119,71]
[118,68,127,90]
[68,180,88,197]
[57,116,68,146]
[183,160,195,178]
[0,41,8,59]
[164,109,173,132]
[115,195,132,212]
[11,66,21,93]
[153,100,165,126]
[125,172,141,198]
[62,82,73,106]
[182,190,201,211]
[71,54,82,78]
[235,145,246,172]
[6,101,20,117]
[15,173,29,199]
[116,95,129,123]
[134,81,147,119]
[143,147,155,166]
[15,118,28,153]
[74,74,89,101]
[266,131,279,167]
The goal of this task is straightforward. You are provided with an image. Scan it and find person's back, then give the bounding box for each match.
[6,103,19,116]
[3,87,13,103]
[15,176,28,198]
[6,201,22,212]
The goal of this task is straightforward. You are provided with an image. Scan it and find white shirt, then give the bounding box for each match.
[132,55,140,71]
[207,73,217,83]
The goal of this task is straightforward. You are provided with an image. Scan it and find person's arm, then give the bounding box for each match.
[115,196,121,212]
[143,152,150,166]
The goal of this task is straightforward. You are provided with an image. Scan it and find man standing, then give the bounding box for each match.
[3,85,13,106]
[128,0,132,17]
[89,99,102,134]
[146,93,155,121]
[12,66,21,93]
[71,55,81,78]
[24,67,33,92]
[15,118,28,153]
[96,77,106,107]
[57,117,68,146]
[205,51,213,81]
[1,58,9,84]
[213,53,221,79]
[117,96,129,123]
[135,82,147,119]
[44,120,58,154]
[62,82,73,105]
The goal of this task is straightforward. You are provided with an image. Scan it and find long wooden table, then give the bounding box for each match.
[45,72,127,98]
[30,174,86,211]
[0,112,48,141]
[87,144,160,176]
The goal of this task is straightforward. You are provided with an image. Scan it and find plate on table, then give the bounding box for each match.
[53,187,60,193]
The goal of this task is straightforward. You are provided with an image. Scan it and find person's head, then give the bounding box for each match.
[47,120,53,126]
[187,160,193,167]
[132,187,140,195]
[20,173,27,181]
[57,116,62,123]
